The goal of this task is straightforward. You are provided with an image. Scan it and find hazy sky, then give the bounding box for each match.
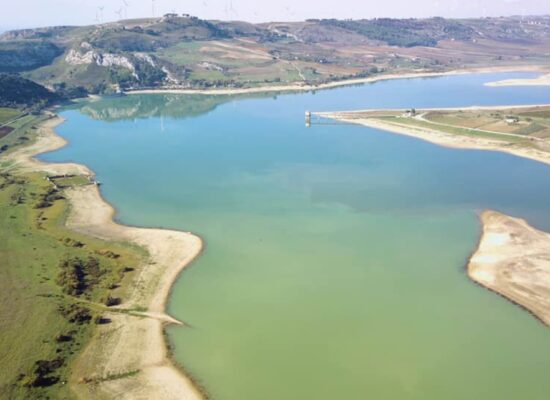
[1,0,550,30]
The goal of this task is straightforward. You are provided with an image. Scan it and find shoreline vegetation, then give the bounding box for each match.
[124,65,548,96]
[321,104,550,329]
[3,116,204,399]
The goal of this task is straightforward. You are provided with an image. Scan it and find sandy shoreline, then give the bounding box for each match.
[468,211,550,327]
[5,116,204,400]
[485,73,550,87]
[321,113,550,166]
[126,65,548,96]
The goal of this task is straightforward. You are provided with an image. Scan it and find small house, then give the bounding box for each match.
[505,115,519,124]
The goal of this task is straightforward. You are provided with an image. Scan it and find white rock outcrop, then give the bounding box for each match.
[65,48,139,79]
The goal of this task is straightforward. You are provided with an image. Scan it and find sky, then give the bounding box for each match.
[1,0,550,31]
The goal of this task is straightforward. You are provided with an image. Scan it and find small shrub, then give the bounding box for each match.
[105,296,121,307]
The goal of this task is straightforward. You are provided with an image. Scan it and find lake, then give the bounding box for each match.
[43,72,550,399]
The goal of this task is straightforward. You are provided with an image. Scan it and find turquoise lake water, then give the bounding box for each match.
[43,72,550,399]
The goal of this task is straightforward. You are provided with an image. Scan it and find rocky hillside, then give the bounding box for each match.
[1,15,550,95]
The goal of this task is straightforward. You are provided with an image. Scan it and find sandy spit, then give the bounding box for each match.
[5,115,204,400]
[468,211,550,327]
[485,73,550,87]
[126,65,547,96]
[321,114,550,167]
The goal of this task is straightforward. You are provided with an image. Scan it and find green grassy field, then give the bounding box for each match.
[381,116,528,143]
[50,175,91,188]
[0,113,145,399]
[424,108,550,139]
[0,108,22,125]
[0,114,46,165]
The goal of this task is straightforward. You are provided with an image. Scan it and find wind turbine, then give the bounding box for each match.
[115,8,123,21]
[98,6,105,23]
[224,0,237,19]
[151,0,156,17]
[122,0,130,19]
[229,0,237,17]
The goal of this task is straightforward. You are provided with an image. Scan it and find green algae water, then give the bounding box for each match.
[44,73,550,399]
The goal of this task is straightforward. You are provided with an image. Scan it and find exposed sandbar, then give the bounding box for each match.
[485,73,550,87]
[468,211,550,327]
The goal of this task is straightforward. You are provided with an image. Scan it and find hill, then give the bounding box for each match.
[1,15,550,94]
[0,73,59,108]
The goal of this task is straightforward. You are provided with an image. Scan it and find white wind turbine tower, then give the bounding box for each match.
[229,0,237,17]
[115,8,123,21]
[122,0,130,19]
[224,1,237,19]
[98,6,105,23]
[151,0,156,17]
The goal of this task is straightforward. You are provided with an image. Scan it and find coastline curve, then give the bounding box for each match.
[5,114,205,400]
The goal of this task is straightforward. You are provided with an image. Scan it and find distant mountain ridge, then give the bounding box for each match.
[1,15,550,95]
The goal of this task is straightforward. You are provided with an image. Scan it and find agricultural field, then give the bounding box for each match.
[0,108,22,125]
[2,15,550,93]
[423,107,550,139]
[331,105,550,144]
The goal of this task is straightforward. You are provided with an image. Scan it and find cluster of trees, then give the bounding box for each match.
[89,30,166,53]
[58,303,93,325]
[160,16,230,40]
[34,186,63,209]
[56,256,104,296]
[108,61,168,90]
[52,82,88,100]
[90,16,230,54]
[188,78,244,89]
[20,358,64,388]
[17,303,92,388]
[319,18,475,47]
[0,40,62,72]
[0,73,60,109]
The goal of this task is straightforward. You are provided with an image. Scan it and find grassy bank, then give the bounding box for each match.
[0,114,144,399]
[376,115,529,143]
[0,107,22,124]
[328,105,550,146]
